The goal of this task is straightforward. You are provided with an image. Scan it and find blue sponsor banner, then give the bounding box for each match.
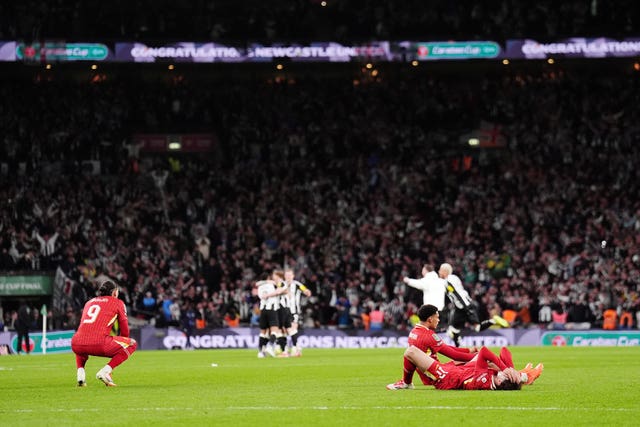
[0,41,16,61]
[505,37,640,59]
[247,42,392,62]
[115,42,243,63]
[115,41,392,63]
[140,327,540,350]
[4,37,640,63]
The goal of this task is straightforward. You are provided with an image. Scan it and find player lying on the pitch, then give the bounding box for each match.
[403,344,542,390]
[387,304,542,390]
[445,345,544,387]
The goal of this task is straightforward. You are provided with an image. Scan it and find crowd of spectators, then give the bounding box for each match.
[1,63,640,334]
[1,0,639,43]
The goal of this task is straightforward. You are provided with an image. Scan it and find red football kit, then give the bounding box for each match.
[408,324,475,361]
[71,295,135,359]
[405,324,476,385]
[430,347,508,390]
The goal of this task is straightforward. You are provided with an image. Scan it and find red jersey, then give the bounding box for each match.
[432,361,494,390]
[435,364,496,390]
[434,346,504,390]
[74,296,130,342]
[460,346,505,390]
[461,369,494,390]
[408,324,474,362]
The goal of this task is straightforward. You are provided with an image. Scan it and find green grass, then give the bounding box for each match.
[1,346,639,426]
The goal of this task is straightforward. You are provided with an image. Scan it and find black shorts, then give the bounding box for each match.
[259,309,279,329]
[278,307,292,329]
[449,306,480,329]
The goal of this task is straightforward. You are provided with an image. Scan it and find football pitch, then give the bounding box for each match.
[1,346,639,426]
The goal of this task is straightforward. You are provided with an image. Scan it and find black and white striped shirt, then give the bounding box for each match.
[276,280,290,309]
[257,280,279,311]
[445,274,474,310]
[287,280,309,315]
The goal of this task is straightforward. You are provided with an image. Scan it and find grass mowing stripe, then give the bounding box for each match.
[1,346,639,426]
[8,405,639,413]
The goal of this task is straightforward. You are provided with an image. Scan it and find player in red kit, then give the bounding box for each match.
[387,304,478,390]
[71,279,137,387]
[404,345,524,390]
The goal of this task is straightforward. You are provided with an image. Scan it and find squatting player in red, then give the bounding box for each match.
[71,279,137,387]
[387,304,479,390]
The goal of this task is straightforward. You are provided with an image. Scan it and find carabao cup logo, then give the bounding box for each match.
[551,335,567,346]
[16,338,36,353]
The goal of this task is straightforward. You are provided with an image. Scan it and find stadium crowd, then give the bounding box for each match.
[1,0,639,42]
[1,65,640,333]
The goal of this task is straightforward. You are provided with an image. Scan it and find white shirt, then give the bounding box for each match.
[404,271,447,310]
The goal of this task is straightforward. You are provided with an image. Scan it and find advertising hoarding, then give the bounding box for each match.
[505,37,640,59]
[0,275,53,296]
[0,41,16,61]
[541,331,640,346]
[16,41,112,62]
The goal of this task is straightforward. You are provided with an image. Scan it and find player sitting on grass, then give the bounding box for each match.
[387,305,543,390]
[405,344,525,390]
[387,304,482,390]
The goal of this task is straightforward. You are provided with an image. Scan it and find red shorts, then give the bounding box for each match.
[72,335,136,358]
[417,361,458,385]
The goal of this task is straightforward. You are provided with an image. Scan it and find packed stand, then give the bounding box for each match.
[1,0,639,42]
[1,68,640,332]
